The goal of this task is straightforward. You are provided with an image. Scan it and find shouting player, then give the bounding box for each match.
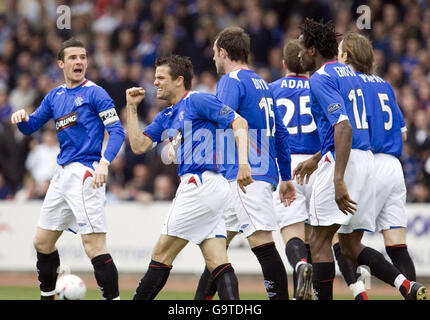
[294,19,426,300]
[338,32,424,296]
[195,26,296,300]
[10,39,125,300]
[126,55,251,300]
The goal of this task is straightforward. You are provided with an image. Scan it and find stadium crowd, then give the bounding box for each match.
[0,0,430,203]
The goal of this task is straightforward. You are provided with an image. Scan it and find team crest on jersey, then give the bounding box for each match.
[55,112,78,132]
[74,95,84,107]
[220,104,233,115]
[179,110,184,121]
[328,103,341,114]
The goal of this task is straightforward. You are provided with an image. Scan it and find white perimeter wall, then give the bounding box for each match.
[0,201,429,276]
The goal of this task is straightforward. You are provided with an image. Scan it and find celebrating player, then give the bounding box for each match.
[274,39,369,301]
[338,32,423,293]
[10,39,125,300]
[269,39,316,300]
[126,55,250,300]
[294,18,426,300]
[194,26,296,300]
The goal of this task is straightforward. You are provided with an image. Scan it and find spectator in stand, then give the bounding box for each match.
[125,163,153,203]
[14,173,37,201]
[8,73,37,112]
[153,174,175,201]
[0,172,12,199]
[25,128,59,194]
[0,0,429,203]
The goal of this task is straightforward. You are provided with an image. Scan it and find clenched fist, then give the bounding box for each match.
[11,109,29,124]
[126,87,146,106]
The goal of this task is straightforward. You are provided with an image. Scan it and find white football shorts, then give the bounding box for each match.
[374,153,407,231]
[273,154,314,229]
[161,171,229,245]
[224,179,278,238]
[309,149,376,234]
[38,162,107,235]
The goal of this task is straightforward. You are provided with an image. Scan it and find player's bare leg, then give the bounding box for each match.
[248,230,289,300]
[33,227,63,300]
[81,232,108,259]
[199,237,239,300]
[383,228,416,281]
[309,224,339,300]
[195,231,238,300]
[194,231,236,300]
[134,235,188,300]
[281,222,312,300]
[82,232,119,300]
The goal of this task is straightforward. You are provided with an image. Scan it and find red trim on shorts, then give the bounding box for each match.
[166,192,178,235]
[313,185,320,226]
[188,176,197,186]
[104,258,113,264]
[83,170,93,184]
[386,244,407,248]
[82,170,95,233]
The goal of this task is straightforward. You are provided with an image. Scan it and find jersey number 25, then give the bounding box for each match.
[276,96,316,135]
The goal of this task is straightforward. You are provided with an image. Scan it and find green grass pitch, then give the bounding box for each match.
[0,286,402,300]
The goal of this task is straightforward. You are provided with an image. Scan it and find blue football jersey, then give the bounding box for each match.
[309,61,371,156]
[357,72,406,157]
[17,79,125,169]
[270,75,321,154]
[144,91,237,177]
[216,69,291,187]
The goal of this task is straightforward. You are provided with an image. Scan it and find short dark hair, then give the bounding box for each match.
[57,38,86,61]
[283,40,304,74]
[155,55,194,90]
[215,26,250,63]
[299,18,340,59]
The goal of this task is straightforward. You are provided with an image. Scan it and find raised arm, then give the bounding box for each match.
[11,94,52,135]
[126,87,154,154]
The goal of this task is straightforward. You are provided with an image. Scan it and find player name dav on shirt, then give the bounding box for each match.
[55,111,78,132]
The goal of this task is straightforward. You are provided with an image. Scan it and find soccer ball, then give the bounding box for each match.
[55,274,87,300]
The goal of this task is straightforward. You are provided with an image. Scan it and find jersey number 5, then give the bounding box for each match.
[378,93,393,130]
